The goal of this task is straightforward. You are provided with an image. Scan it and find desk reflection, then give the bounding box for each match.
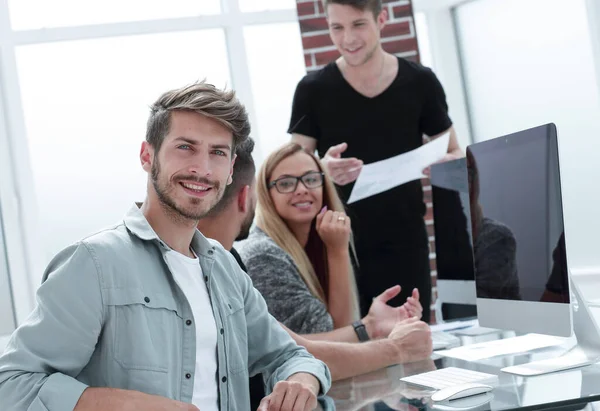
[323,359,437,411]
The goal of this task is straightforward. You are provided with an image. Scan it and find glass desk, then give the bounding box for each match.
[320,330,600,411]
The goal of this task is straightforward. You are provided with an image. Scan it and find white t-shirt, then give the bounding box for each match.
[165,249,218,411]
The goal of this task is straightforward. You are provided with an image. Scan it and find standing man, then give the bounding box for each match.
[289,0,463,321]
[0,82,330,411]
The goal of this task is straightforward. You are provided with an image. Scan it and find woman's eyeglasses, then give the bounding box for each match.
[268,171,325,194]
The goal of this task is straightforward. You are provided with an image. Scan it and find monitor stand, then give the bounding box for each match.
[502,270,600,376]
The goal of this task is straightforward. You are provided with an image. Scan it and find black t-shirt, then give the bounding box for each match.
[288,57,452,253]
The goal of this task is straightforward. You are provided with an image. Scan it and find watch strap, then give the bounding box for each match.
[352,320,370,342]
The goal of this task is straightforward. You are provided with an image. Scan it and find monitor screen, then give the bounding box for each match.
[431,157,475,282]
[466,123,569,303]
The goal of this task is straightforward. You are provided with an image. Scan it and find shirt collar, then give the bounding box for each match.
[123,203,216,258]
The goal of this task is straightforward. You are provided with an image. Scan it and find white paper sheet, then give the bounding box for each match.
[347,132,450,204]
[435,333,568,362]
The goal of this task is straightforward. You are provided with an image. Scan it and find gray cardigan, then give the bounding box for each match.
[237,227,334,334]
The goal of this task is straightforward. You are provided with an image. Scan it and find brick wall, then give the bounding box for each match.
[294,0,439,323]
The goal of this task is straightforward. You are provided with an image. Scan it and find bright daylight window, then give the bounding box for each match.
[16,30,231,265]
[239,0,297,12]
[1,0,305,305]
[243,22,307,161]
[7,0,221,29]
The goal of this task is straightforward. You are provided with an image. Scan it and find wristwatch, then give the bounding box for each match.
[352,320,370,342]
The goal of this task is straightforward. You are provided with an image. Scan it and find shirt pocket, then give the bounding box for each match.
[224,297,248,375]
[105,288,182,373]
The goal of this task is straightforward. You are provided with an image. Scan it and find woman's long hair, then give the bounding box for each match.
[256,142,359,317]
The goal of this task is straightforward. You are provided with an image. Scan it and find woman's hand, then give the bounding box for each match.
[315,207,351,253]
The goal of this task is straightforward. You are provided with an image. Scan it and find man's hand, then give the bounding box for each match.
[402,288,422,319]
[257,373,319,411]
[363,286,423,339]
[321,143,363,186]
[389,317,432,364]
[74,387,200,411]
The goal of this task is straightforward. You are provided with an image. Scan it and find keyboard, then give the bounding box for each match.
[432,331,461,350]
[401,367,499,390]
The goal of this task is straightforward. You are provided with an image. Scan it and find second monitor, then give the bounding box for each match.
[466,123,571,337]
[430,158,477,321]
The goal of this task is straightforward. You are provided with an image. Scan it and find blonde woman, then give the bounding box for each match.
[237,143,422,341]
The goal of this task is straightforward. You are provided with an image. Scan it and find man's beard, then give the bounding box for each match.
[151,157,223,221]
[236,208,255,241]
[345,41,378,67]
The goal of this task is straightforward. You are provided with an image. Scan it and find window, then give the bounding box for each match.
[0,209,16,337]
[0,0,302,320]
[8,0,221,30]
[414,12,434,69]
[243,22,306,161]
[239,0,297,13]
[454,0,600,267]
[16,30,231,265]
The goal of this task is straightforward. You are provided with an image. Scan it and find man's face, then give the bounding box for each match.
[236,178,257,241]
[327,4,385,67]
[145,111,235,221]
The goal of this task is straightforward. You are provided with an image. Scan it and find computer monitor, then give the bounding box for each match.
[467,123,600,375]
[430,158,477,320]
[466,123,570,336]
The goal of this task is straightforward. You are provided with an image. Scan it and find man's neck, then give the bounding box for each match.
[197,213,237,251]
[140,194,197,257]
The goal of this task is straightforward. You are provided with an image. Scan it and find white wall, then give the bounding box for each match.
[455,0,600,269]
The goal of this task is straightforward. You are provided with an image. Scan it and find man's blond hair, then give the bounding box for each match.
[146,81,250,154]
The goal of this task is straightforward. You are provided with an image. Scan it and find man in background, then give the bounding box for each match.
[289,0,464,322]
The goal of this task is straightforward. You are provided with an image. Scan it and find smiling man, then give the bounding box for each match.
[289,0,463,322]
[0,82,330,411]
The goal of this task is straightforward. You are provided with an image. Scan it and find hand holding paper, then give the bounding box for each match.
[347,132,450,204]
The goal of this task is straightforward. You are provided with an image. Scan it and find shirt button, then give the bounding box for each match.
[208,250,214,255]
[144,296,150,303]
[186,319,192,326]
[222,376,227,383]
[220,328,224,335]
[185,373,192,379]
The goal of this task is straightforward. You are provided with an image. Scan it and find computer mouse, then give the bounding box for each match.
[431,383,493,402]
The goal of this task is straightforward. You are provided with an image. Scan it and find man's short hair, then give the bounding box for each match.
[322,0,382,17]
[146,81,251,154]
[207,137,256,215]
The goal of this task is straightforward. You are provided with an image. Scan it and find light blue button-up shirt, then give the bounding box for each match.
[0,204,331,410]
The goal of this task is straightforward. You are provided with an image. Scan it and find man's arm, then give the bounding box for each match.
[231,252,331,395]
[0,243,197,411]
[283,317,432,381]
[429,126,463,159]
[306,286,422,343]
[0,243,103,411]
[291,133,317,153]
[422,126,464,176]
[74,388,197,411]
